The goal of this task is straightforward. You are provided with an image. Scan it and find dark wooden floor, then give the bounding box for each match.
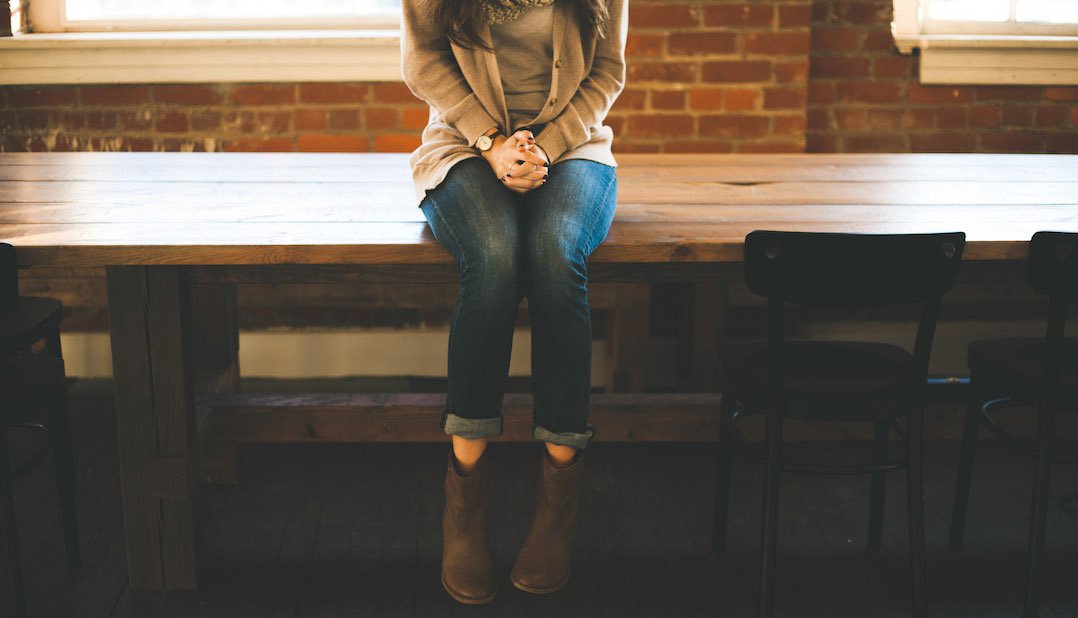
[8,382,1078,618]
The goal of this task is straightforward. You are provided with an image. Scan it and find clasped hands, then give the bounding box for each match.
[480,129,550,194]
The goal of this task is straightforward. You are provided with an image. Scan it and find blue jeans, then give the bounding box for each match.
[419,156,618,449]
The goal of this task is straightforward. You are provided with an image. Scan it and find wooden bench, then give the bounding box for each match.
[3,151,1077,591]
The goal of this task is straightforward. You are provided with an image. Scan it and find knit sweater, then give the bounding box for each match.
[399,0,628,206]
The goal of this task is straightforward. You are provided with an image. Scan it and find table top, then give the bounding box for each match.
[2,152,1076,266]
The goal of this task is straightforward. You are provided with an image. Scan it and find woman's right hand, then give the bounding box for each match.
[481,130,549,194]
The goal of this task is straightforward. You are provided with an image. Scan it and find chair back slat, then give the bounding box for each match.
[1,242,16,312]
[744,231,965,306]
[1028,231,1078,298]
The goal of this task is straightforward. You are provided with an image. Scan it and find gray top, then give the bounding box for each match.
[489,4,555,131]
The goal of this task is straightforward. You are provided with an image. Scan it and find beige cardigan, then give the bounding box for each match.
[400,0,628,205]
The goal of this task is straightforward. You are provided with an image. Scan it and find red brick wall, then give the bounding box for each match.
[2,0,1076,154]
[808,0,1078,153]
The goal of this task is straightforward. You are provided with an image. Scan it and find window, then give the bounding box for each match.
[0,0,403,85]
[893,0,1078,85]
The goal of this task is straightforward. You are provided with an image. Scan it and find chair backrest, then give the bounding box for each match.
[1028,231,1078,299]
[744,231,965,307]
[1,242,16,312]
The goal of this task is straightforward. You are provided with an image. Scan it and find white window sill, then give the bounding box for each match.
[892,33,1078,85]
[0,29,404,85]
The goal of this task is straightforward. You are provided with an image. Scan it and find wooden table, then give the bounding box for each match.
[2,152,1077,591]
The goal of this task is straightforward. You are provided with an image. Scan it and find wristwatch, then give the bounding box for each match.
[475,128,500,152]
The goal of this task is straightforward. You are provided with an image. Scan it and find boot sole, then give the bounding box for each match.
[510,569,570,595]
[441,572,496,605]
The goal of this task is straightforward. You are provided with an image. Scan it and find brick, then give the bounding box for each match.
[328,109,361,130]
[808,82,835,104]
[157,138,210,152]
[299,83,369,104]
[902,109,935,130]
[907,84,973,104]
[613,89,647,111]
[630,4,699,28]
[1045,87,1078,102]
[703,5,773,27]
[873,57,910,79]
[910,133,975,153]
[699,115,769,138]
[836,82,902,104]
[743,32,810,55]
[763,87,806,110]
[628,114,694,138]
[258,111,291,133]
[689,87,724,110]
[84,110,118,131]
[936,107,967,130]
[980,132,1042,152]
[374,134,422,152]
[738,140,805,154]
[612,141,662,154]
[811,57,870,79]
[834,2,891,25]
[845,134,907,152]
[189,110,222,131]
[1034,105,1067,128]
[806,108,830,130]
[605,116,626,136]
[806,133,839,152]
[401,107,429,129]
[1070,107,1078,128]
[664,140,734,153]
[294,109,326,131]
[779,5,813,28]
[222,111,258,133]
[628,62,697,83]
[773,114,807,136]
[155,110,188,133]
[156,85,221,105]
[364,108,398,130]
[372,83,420,104]
[229,84,294,105]
[865,109,903,130]
[668,31,737,55]
[651,90,686,110]
[1000,104,1034,126]
[834,108,866,131]
[626,33,664,58]
[968,104,1001,128]
[724,88,758,111]
[973,86,1041,102]
[80,85,150,106]
[1046,132,1078,153]
[702,60,771,83]
[863,30,895,52]
[298,134,370,152]
[117,109,154,131]
[775,60,809,83]
[16,109,51,129]
[221,137,294,152]
[811,28,861,52]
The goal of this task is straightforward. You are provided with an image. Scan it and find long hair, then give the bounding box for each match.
[430,0,609,51]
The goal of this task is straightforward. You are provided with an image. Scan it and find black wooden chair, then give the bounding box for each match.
[948,231,1077,618]
[0,242,81,618]
[712,231,965,618]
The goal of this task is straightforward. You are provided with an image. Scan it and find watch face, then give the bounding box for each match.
[476,135,493,151]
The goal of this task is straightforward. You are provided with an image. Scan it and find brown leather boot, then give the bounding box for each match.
[510,448,585,594]
[441,448,496,604]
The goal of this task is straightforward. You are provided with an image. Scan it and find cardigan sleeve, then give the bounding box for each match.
[399,0,502,146]
[534,0,627,164]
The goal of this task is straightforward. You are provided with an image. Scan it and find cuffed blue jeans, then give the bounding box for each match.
[419,156,618,450]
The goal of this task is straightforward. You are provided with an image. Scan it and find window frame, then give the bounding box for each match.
[892,0,1078,85]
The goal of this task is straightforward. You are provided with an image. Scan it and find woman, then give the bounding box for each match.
[400,0,627,604]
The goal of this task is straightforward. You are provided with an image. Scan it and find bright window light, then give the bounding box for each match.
[64,0,401,22]
[929,0,1010,22]
[1016,0,1078,23]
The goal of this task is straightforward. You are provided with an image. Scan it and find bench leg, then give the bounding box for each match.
[107,265,199,591]
[0,427,27,618]
[190,283,241,485]
[605,283,650,393]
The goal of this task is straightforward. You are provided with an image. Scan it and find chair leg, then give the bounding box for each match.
[759,404,783,618]
[49,388,81,568]
[711,393,737,554]
[1023,394,1055,618]
[949,383,982,550]
[0,428,28,618]
[906,414,928,618]
[868,421,888,552]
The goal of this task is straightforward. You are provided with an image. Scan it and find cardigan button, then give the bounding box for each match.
[549,97,557,106]
[555,58,562,68]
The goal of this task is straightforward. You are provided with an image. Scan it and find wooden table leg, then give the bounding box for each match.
[106,265,199,591]
[605,283,650,393]
[190,283,241,485]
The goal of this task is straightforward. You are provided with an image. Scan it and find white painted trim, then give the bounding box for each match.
[0,29,404,84]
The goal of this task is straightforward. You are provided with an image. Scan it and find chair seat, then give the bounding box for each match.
[721,340,913,421]
[0,353,66,424]
[968,338,1078,394]
[0,296,63,352]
